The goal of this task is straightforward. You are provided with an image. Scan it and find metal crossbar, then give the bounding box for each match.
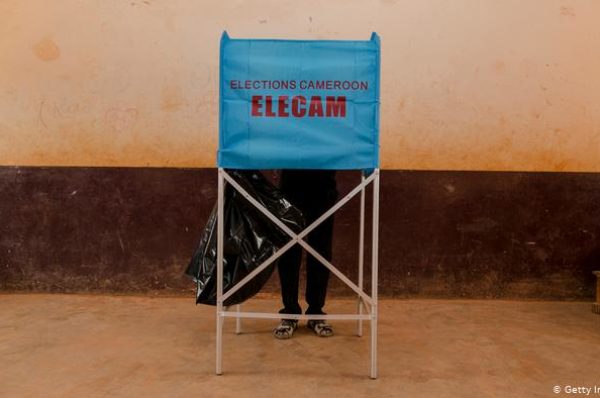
[215,168,380,379]
[220,311,373,321]
[221,171,376,305]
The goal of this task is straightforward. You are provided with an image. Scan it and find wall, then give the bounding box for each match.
[2,167,599,299]
[1,0,599,171]
[1,0,599,299]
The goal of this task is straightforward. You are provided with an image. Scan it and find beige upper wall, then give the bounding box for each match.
[1,0,599,171]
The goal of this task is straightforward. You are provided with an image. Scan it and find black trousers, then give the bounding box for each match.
[278,170,338,316]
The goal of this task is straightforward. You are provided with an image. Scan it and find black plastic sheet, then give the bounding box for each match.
[185,170,304,306]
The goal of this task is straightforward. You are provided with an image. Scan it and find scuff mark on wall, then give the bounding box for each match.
[32,37,60,62]
[104,108,139,133]
[560,6,576,16]
[160,85,187,112]
[38,98,48,129]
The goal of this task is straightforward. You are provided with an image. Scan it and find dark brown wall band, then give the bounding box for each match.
[1,167,598,299]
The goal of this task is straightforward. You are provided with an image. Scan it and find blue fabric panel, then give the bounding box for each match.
[218,32,380,170]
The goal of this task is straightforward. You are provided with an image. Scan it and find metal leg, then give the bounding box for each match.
[357,173,366,337]
[370,169,380,380]
[235,304,242,334]
[216,168,225,375]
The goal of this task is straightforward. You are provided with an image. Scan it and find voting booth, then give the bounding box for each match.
[215,31,381,378]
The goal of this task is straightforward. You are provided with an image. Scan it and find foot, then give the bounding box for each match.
[307,320,334,337]
[273,319,298,339]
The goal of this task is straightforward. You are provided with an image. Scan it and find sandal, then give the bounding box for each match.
[307,320,334,337]
[273,319,298,339]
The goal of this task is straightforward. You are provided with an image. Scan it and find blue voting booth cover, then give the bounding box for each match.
[218,32,380,170]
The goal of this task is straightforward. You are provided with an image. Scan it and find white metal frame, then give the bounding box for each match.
[215,168,380,379]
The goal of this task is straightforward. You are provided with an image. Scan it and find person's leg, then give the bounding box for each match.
[304,172,337,316]
[304,213,335,337]
[305,215,334,315]
[277,244,302,316]
[273,171,306,339]
[276,170,304,316]
[274,243,302,339]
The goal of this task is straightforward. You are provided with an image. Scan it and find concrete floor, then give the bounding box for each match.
[0,294,599,398]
